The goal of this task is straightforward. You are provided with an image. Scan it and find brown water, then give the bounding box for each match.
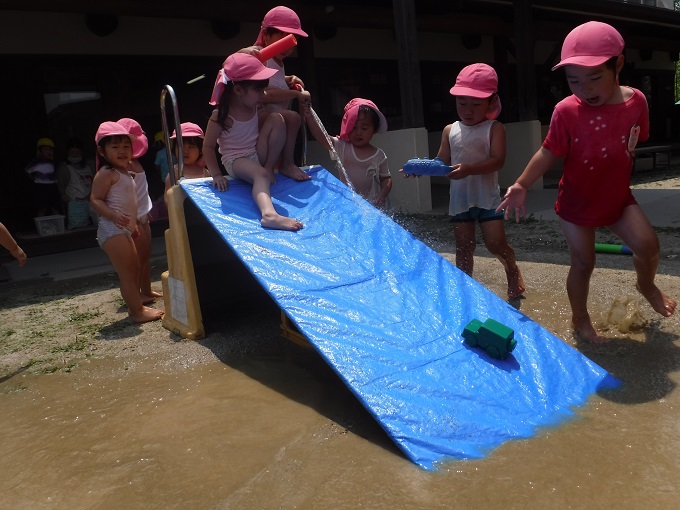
[2,271,680,509]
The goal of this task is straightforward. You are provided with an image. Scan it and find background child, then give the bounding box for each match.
[164,122,209,197]
[0,222,27,267]
[305,97,392,209]
[239,5,311,181]
[90,121,163,323]
[203,53,303,231]
[57,137,95,228]
[25,137,61,217]
[117,117,162,305]
[430,63,524,299]
[498,21,676,342]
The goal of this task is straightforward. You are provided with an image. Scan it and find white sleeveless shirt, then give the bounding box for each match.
[448,120,502,216]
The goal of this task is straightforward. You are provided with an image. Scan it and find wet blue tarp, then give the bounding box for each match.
[180,166,618,470]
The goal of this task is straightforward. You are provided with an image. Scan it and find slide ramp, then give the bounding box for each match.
[179,166,617,470]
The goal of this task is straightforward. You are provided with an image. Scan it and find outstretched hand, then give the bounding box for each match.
[497,183,527,222]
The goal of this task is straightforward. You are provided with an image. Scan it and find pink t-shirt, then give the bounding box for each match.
[543,87,649,226]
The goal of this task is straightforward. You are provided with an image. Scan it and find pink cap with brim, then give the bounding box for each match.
[171,122,205,139]
[449,63,498,98]
[210,53,278,105]
[95,121,136,144]
[338,98,388,141]
[552,21,624,71]
[117,118,148,158]
[449,63,502,120]
[255,6,308,46]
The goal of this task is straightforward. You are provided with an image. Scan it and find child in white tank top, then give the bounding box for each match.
[90,121,163,323]
[435,64,524,299]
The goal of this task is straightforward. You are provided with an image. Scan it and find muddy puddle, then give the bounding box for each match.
[2,260,680,509]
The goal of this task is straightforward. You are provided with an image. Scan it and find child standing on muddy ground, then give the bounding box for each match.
[90,121,163,323]
[498,21,676,342]
[406,64,524,298]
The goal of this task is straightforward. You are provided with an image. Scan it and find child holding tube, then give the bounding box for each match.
[498,21,676,342]
[203,52,303,231]
[90,121,163,323]
[239,5,311,182]
[304,98,393,209]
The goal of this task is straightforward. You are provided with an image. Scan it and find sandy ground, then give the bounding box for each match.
[1,168,680,380]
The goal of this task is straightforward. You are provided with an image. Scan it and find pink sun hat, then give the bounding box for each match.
[171,122,205,139]
[255,6,308,46]
[117,118,148,158]
[210,53,278,105]
[552,21,624,71]
[338,98,388,141]
[95,121,136,144]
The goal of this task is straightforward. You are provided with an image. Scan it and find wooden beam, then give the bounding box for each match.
[393,0,425,128]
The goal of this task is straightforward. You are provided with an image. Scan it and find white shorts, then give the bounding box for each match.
[224,152,260,178]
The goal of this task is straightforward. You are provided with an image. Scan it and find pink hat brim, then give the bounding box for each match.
[448,85,495,98]
[551,55,611,71]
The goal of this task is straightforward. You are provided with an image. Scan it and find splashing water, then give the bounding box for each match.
[307,106,355,193]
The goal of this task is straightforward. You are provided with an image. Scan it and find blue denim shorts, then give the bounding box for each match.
[450,206,504,223]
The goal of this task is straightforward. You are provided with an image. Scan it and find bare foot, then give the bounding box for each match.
[130,306,164,324]
[140,289,163,304]
[279,163,311,181]
[636,283,676,317]
[572,319,610,344]
[261,213,303,231]
[506,266,526,299]
[140,294,156,306]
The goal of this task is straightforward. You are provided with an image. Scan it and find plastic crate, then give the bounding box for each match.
[34,215,65,236]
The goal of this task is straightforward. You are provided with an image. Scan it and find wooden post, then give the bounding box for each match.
[393,0,425,128]
[513,0,538,121]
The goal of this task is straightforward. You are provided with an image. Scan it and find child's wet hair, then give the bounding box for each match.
[358,105,380,131]
[216,79,270,130]
[172,136,203,153]
[604,55,619,71]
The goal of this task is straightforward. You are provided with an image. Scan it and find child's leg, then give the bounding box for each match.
[102,234,163,323]
[231,116,302,231]
[608,204,676,317]
[480,219,525,298]
[453,221,477,275]
[133,219,162,302]
[559,219,605,342]
[278,110,309,181]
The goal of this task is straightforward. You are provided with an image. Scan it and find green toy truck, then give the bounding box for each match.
[462,318,517,360]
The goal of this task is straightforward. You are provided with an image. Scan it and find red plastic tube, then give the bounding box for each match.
[257,34,297,62]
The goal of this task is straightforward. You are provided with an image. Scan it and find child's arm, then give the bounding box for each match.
[447,122,506,180]
[203,112,228,192]
[90,170,133,230]
[497,147,559,222]
[373,175,392,209]
[302,103,332,151]
[435,125,453,164]
[262,87,310,107]
[0,222,27,267]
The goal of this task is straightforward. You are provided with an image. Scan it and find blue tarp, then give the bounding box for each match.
[180,166,618,470]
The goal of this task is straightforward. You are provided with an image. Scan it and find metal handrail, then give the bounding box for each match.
[160,85,184,186]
